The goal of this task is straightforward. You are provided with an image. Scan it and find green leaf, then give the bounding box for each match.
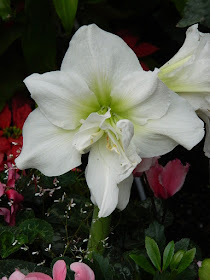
[53,0,78,34]
[145,236,161,272]
[145,221,166,253]
[22,0,56,73]
[177,248,196,274]
[177,0,210,28]
[199,259,210,280]
[175,238,190,252]
[0,0,11,20]
[170,250,185,271]
[130,254,155,275]
[0,231,27,258]
[19,218,54,243]
[176,266,197,280]
[92,253,114,280]
[162,241,174,271]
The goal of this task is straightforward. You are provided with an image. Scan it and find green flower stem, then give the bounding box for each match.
[86,205,111,259]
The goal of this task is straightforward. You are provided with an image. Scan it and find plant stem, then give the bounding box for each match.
[86,205,111,260]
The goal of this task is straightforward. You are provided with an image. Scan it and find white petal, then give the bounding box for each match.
[179,92,210,111]
[111,70,170,125]
[133,91,204,157]
[159,24,200,75]
[24,71,99,130]
[72,110,111,153]
[117,119,134,149]
[85,136,140,217]
[198,109,210,158]
[15,109,81,176]
[61,24,141,106]
[117,174,133,211]
[159,24,210,94]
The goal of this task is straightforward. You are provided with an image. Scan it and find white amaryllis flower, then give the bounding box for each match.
[15,24,204,217]
[158,24,210,157]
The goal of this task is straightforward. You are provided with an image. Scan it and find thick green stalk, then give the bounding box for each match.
[86,205,111,260]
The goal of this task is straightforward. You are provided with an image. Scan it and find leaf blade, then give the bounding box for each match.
[130,254,156,275]
[145,236,161,272]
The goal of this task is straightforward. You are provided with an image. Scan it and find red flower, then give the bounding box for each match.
[0,95,32,169]
[117,29,159,70]
[0,105,11,129]
[145,159,190,199]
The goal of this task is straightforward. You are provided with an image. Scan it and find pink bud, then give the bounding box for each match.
[70,263,95,280]
[53,260,67,280]
[146,159,190,199]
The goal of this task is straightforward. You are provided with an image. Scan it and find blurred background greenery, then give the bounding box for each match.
[1,0,210,111]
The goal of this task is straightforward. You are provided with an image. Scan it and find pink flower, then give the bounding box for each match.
[1,260,67,280]
[145,159,190,199]
[0,163,23,226]
[70,263,95,280]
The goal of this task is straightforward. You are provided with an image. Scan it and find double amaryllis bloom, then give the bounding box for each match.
[158,24,210,157]
[16,24,204,217]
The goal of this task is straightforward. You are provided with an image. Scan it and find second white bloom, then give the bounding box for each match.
[158,24,210,157]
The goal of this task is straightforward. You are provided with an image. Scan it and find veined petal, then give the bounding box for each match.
[133,91,204,158]
[85,136,140,217]
[15,109,81,176]
[111,71,170,125]
[179,92,210,111]
[61,24,141,106]
[72,110,111,153]
[117,174,133,211]
[24,71,99,130]
[159,24,200,76]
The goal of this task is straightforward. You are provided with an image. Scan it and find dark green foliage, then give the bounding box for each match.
[177,0,210,28]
